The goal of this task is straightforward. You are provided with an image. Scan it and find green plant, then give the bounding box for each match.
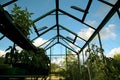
[4,45,50,68]
[11,4,34,37]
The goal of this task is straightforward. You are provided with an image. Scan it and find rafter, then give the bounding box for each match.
[82,0,92,22]
[59,42,78,54]
[33,9,56,23]
[59,25,86,42]
[98,0,120,19]
[59,35,81,49]
[2,0,17,7]
[56,0,60,43]
[79,0,120,54]
[44,37,56,50]
[45,42,58,50]
[38,35,57,48]
[59,9,96,30]
[32,25,56,41]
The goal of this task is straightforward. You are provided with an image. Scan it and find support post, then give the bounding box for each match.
[56,0,60,42]
[77,53,81,80]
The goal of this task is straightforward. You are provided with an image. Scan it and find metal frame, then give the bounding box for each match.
[0,0,120,79]
[0,0,119,55]
[79,0,120,53]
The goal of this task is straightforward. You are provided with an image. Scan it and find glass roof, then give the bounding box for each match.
[0,0,120,57]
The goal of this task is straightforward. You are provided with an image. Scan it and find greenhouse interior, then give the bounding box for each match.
[0,0,120,80]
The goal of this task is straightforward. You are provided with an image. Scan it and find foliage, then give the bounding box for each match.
[3,45,50,75]
[83,44,120,80]
[114,53,120,63]
[4,45,50,70]
[0,57,5,63]
[59,50,80,80]
[37,44,120,80]
[51,63,59,72]
[0,57,11,69]
[11,4,34,37]
[84,44,104,80]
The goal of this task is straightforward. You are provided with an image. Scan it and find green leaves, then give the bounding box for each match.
[84,44,120,80]
[11,4,34,37]
[4,45,50,69]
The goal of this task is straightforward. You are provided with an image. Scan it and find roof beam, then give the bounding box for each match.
[0,6,37,51]
[38,35,57,47]
[71,6,86,13]
[79,0,120,54]
[0,35,5,40]
[59,25,86,42]
[59,9,96,30]
[82,0,92,22]
[98,0,120,19]
[2,0,17,7]
[98,0,114,6]
[45,42,58,50]
[44,37,56,50]
[55,0,60,42]
[59,42,78,54]
[59,35,81,49]
[32,25,56,41]
[62,37,76,51]
[33,9,56,23]
[73,35,77,44]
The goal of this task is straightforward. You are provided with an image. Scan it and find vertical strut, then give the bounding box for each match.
[56,0,60,42]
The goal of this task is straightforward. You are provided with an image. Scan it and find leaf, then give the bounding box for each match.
[11,3,34,37]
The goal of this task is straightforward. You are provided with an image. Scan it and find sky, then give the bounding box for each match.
[0,0,120,60]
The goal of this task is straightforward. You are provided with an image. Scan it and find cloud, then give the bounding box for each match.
[0,38,47,57]
[33,38,47,47]
[106,47,120,58]
[51,57,62,65]
[3,6,8,11]
[77,28,94,40]
[69,43,80,53]
[0,50,6,57]
[100,24,116,40]
[77,22,116,41]
[86,20,98,28]
[108,0,117,4]
[15,46,23,52]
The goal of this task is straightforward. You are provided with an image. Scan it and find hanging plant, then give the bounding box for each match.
[11,4,34,38]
